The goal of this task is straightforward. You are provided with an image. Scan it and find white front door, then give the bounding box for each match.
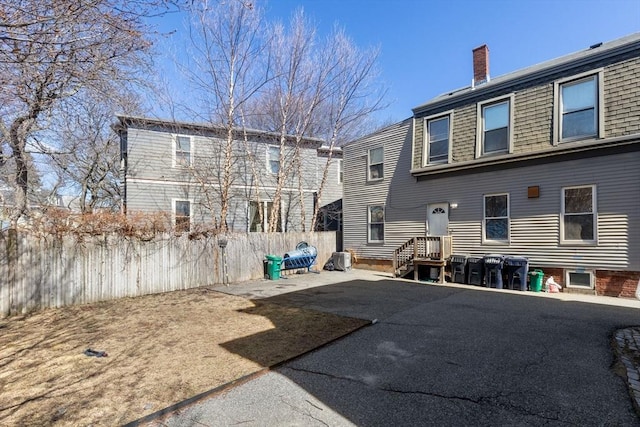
[427,203,449,236]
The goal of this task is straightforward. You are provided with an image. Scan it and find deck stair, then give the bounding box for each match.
[393,236,452,282]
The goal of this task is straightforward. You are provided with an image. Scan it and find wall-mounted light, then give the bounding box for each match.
[450,203,458,210]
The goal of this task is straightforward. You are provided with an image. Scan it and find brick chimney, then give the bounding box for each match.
[472,44,490,86]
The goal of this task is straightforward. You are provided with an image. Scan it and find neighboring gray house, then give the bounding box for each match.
[343,33,640,297]
[116,116,342,234]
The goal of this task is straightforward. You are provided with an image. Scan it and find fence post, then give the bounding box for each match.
[6,228,18,316]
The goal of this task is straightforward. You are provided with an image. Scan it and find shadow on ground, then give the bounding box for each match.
[214,278,640,426]
[220,302,369,367]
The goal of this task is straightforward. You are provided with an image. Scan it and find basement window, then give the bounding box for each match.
[565,270,595,289]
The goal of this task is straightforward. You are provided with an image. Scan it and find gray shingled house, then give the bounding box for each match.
[116,116,342,234]
[343,33,640,297]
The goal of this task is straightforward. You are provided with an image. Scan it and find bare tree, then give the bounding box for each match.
[0,0,170,226]
[263,10,318,232]
[310,28,387,230]
[257,16,387,232]
[169,2,386,233]
[39,90,144,213]
[182,0,270,232]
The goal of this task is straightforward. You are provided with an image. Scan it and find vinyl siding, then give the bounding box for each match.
[317,155,343,206]
[344,119,418,260]
[353,149,640,270]
[124,126,336,232]
[445,151,640,270]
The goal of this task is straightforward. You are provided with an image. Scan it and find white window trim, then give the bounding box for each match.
[367,147,384,182]
[482,193,510,244]
[564,269,595,289]
[422,110,453,166]
[367,204,385,244]
[172,134,193,168]
[267,145,280,175]
[560,184,597,245]
[553,68,604,145]
[476,94,515,158]
[338,159,344,183]
[248,200,282,232]
[172,198,193,231]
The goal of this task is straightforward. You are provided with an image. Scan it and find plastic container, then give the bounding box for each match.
[528,269,544,292]
[265,254,283,280]
[449,255,468,284]
[483,254,505,289]
[504,256,529,291]
[283,244,318,271]
[466,256,485,286]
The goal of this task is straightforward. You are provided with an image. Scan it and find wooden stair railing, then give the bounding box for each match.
[393,236,452,277]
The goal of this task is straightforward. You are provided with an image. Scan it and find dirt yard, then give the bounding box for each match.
[0,286,369,426]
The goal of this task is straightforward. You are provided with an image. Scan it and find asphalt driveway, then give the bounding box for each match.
[154,272,640,426]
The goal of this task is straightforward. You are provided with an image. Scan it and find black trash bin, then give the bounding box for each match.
[466,256,484,286]
[504,256,529,291]
[449,255,468,284]
[483,254,505,289]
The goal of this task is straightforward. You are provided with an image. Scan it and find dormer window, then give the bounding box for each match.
[424,113,451,165]
[560,76,597,140]
[554,70,604,144]
[477,95,514,157]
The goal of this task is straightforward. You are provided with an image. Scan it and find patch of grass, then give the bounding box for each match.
[0,287,368,426]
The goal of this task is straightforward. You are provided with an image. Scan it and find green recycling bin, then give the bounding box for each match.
[265,255,283,280]
[528,269,544,292]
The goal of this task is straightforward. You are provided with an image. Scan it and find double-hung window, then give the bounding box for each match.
[174,135,192,167]
[425,114,450,165]
[338,159,344,183]
[249,201,282,232]
[368,147,384,181]
[554,71,603,143]
[478,96,513,156]
[483,194,509,242]
[267,146,280,174]
[174,200,191,232]
[561,185,596,243]
[368,205,385,243]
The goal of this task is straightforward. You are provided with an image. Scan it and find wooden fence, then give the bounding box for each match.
[0,230,337,317]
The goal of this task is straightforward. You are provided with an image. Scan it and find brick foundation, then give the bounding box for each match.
[357,259,639,299]
[596,270,640,298]
[529,266,639,298]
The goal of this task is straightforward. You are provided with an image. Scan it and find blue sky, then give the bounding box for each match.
[153,0,639,124]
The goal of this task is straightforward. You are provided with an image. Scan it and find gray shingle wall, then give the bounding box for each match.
[412,54,640,166]
[450,104,476,162]
[513,84,553,153]
[604,56,640,137]
[412,118,424,168]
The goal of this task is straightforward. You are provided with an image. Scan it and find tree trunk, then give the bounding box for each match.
[8,119,30,225]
